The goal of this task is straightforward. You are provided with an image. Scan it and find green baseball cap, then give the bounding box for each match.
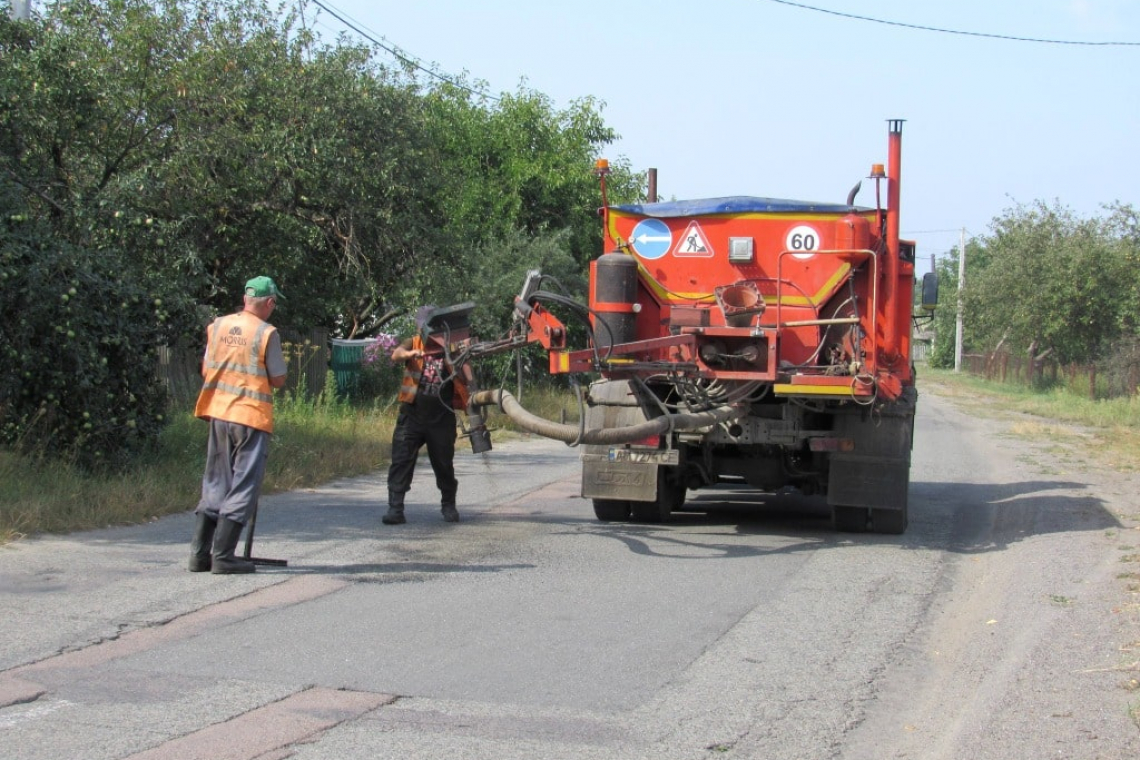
[244,275,285,299]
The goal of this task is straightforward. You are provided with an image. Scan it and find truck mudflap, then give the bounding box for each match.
[581,458,657,502]
[580,379,656,502]
[826,386,917,534]
[580,446,679,501]
[827,454,910,508]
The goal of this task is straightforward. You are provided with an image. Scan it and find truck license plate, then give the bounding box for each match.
[607,448,679,465]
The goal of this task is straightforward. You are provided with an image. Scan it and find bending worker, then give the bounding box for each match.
[383,305,475,525]
[187,276,288,574]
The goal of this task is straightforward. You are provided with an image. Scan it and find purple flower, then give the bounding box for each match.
[362,333,400,366]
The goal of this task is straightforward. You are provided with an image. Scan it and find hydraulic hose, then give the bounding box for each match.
[470,389,745,446]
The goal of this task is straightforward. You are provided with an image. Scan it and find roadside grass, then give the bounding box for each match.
[918,367,1140,473]
[5,367,1133,543]
[0,384,575,544]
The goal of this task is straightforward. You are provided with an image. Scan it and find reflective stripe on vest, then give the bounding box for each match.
[396,335,425,404]
[194,312,276,433]
[396,335,468,409]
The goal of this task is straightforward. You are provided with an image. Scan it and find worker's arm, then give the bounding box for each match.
[390,338,424,362]
[265,332,288,389]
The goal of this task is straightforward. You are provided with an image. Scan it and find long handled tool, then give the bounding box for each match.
[242,500,288,567]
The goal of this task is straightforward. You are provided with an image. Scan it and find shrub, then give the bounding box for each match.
[359,332,402,403]
[0,219,183,469]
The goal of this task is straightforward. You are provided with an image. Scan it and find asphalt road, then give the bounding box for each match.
[1,387,1137,759]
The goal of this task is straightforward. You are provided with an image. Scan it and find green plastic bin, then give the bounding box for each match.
[329,338,373,398]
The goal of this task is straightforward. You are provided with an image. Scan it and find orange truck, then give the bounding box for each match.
[470,121,937,533]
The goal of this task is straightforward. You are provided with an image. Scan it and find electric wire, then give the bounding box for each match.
[308,0,500,100]
[763,0,1140,47]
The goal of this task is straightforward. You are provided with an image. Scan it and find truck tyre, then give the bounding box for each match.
[593,499,632,522]
[870,506,907,534]
[630,469,685,523]
[833,505,869,532]
[630,499,669,523]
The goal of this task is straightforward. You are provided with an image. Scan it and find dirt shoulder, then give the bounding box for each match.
[898,369,1140,756]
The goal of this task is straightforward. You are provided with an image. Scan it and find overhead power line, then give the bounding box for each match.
[764,0,1140,46]
[308,0,499,101]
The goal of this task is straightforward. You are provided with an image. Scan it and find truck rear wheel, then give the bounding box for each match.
[630,499,669,523]
[870,506,907,534]
[630,469,685,523]
[833,505,869,532]
[832,504,908,534]
[593,499,632,522]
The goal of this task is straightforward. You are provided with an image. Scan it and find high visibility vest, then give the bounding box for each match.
[396,335,469,410]
[194,311,278,433]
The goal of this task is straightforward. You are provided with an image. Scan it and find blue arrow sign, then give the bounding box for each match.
[630,219,671,260]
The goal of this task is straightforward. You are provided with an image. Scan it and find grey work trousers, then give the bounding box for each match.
[195,419,271,525]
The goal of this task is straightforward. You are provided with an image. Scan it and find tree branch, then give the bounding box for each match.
[2,166,67,214]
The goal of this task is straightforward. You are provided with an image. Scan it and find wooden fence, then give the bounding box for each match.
[961,352,1140,400]
[157,327,332,406]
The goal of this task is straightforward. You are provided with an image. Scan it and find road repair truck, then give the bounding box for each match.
[461,120,936,533]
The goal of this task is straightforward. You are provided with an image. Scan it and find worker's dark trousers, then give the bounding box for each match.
[196,419,270,525]
[386,406,458,506]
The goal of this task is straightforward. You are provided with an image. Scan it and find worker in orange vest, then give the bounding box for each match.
[188,276,288,574]
[383,305,474,525]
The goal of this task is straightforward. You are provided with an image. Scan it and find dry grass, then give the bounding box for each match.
[0,437,202,542]
[0,384,576,543]
[0,396,393,543]
[919,368,1140,473]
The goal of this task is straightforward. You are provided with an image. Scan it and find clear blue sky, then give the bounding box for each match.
[309,0,1140,272]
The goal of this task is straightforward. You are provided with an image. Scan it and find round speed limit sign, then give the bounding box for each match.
[785,225,820,259]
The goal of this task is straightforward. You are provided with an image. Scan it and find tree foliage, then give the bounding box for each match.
[0,1,637,466]
[423,83,641,270]
[927,245,964,369]
[938,201,1140,373]
[0,212,173,468]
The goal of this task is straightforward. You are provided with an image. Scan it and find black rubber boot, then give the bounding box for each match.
[382,492,406,525]
[188,513,217,572]
[441,503,460,523]
[210,518,255,574]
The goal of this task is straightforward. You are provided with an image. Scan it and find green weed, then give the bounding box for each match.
[920,369,1140,473]
[1,384,578,542]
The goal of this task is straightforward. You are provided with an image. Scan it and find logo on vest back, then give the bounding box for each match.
[220,325,248,346]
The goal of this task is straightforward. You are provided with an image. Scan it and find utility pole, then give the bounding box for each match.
[10,0,31,21]
[954,227,966,371]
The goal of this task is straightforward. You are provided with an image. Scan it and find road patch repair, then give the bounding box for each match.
[0,574,403,757]
[121,686,394,760]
